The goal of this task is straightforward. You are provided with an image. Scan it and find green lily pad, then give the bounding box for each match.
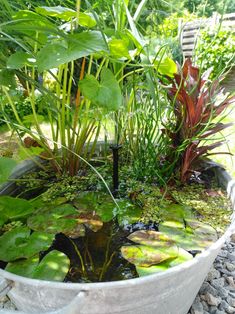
[6,255,39,278]
[160,204,194,223]
[159,219,218,251]
[32,250,70,281]
[116,200,142,226]
[74,191,115,223]
[127,230,175,247]
[0,196,35,221]
[6,250,70,282]
[0,226,54,262]
[136,248,193,276]
[121,244,178,267]
[76,211,103,232]
[27,204,85,237]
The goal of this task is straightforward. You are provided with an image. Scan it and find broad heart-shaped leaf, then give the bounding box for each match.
[37,31,108,72]
[6,250,70,282]
[155,57,177,78]
[27,204,85,238]
[121,244,178,267]
[36,6,96,27]
[136,248,193,277]
[0,196,35,221]
[32,250,70,281]
[0,157,17,185]
[79,68,122,111]
[0,69,16,88]
[0,226,54,262]
[108,39,130,59]
[127,231,175,247]
[7,52,36,70]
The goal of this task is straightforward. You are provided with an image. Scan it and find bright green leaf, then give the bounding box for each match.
[0,157,17,185]
[0,69,16,88]
[109,39,130,59]
[155,57,177,77]
[0,226,54,262]
[6,255,39,278]
[32,250,70,281]
[7,52,36,70]
[0,196,34,220]
[79,68,122,111]
[37,31,108,71]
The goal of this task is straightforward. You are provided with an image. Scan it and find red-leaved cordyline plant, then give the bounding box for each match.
[164,58,235,183]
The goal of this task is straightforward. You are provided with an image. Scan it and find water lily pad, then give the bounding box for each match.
[6,250,70,282]
[0,226,54,262]
[73,191,115,222]
[116,200,142,226]
[0,196,34,221]
[6,255,39,278]
[121,244,178,267]
[127,230,175,247]
[27,204,85,237]
[32,250,70,281]
[159,219,218,251]
[160,204,194,223]
[136,248,193,276]
[76,212,103,232]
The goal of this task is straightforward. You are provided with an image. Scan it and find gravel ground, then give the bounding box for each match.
[1,233,235,313]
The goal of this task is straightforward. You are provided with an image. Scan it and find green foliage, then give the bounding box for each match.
[195,29,235,79]
[0,157,17,185]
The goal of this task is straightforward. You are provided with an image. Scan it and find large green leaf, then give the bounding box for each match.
[121,244,178,267]
[0,226,54,262]
[36,6,96,27]
[0,157,17,185]
[7,52,36,70]
[159,219,217,251]
[6,250,70,282]
[127,230,175,247]
[136,248,193,276]
[0,69,16,88]
[155,57,177,77]
[12,10,56,30]
[0,196,35,221]
[6,255,39,278]
[116,200,142,226]
[37,31,108,71]
[108,39,130,59]
[27,204,85,238]
[32,250,70,281]
[79,68,122,111]
[121,230,179,267]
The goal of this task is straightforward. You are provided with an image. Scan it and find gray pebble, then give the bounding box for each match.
[226,262,235,272]
[227,252,235,262]
[206,269,221,282]
[200,282,218,296]
[226,296,235,307]
[211,277,225,288]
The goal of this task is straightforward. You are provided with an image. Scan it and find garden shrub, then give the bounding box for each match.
[195,28,235,79]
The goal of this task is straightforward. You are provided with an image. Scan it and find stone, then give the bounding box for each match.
[226,296,235,307]
[206,268,220,282]
[218,250,228,258]
[216,286,229,299]
[226,276,235,288]
[201,300,209,311]
[230,233,235,243]
[199,282,218,296]
[211,277,225,288]
[227,252,235,262]
[226,262,235,272]
[191,296,204,314]
[214,311,225,314]
[202,292,221,306]
[218,300,235,313]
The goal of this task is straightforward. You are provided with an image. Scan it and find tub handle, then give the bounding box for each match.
[0,290,88,314]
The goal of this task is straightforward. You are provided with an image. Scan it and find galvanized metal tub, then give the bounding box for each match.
[0,162,235,314]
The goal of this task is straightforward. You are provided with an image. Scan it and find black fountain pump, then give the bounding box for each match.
[110,144,122,197]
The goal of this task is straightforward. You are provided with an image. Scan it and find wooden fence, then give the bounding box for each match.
[179,12,235,59]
